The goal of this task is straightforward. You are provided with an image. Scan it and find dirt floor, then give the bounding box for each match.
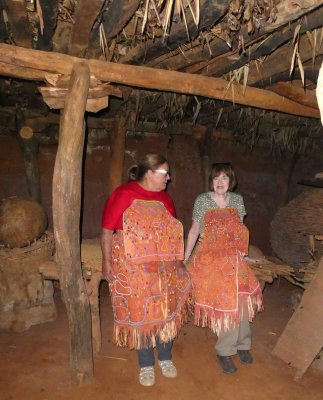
[1,279,323,400]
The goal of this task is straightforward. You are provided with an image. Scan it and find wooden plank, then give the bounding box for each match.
[272,257,323,380]
[52,61,93,385]
[0,44,320,118]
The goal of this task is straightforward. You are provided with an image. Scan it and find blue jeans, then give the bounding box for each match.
[137,340,173,368]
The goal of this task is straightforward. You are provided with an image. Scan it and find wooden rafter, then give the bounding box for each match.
[67,0,105,57]
[198,7,323,78]
[269,82,319,109]
[246,35,323,87]
[164,2,323,74]
[120,0,231,64]
[2,0,32,47]
[0,44,320,118]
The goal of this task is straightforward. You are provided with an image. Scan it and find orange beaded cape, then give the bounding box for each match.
[109,200,191,349]
[188,208,263,335]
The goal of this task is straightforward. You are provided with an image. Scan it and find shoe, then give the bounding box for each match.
[237,350,253,364]
[158,360,178,378]
[139,366,155,386]
[216,355,237,374]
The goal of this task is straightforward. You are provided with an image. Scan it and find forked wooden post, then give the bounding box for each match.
[52,61,93,385]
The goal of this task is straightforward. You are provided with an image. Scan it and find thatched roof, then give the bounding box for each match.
[0,0,323,153]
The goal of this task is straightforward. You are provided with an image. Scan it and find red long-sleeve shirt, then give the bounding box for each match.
[101,181,175,231]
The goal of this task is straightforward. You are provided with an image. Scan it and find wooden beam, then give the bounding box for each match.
[0,61,55,80]
[2,0,32,48]
[52,61,93,385]
[98,0,141,40]
[68,0,105,57]
[120,0,230,64]
[0,44,320,118]
[156,1,323,73]
[199,7,323,77]
[36,0,59,51]
[269,82,319,110]
[247,35,323,87]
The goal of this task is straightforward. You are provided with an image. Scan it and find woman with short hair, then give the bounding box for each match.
[184,162,263,374]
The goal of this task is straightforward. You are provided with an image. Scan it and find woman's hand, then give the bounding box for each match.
[101,228,114,282]
[102,259,115,283]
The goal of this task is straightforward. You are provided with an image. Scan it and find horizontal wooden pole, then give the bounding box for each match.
[0,44,319,118]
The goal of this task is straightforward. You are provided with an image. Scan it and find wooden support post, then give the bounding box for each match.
[52,61,93,385]
[19,126,42,203]
[108,115,126,192]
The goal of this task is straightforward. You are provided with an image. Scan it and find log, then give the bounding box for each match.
[52,61,93,385]
[268,82,319,110]
[0,4,8,43]
[95,0,141,40]
[0,44,320,118]
[203,7,323,78]
[120,0,230,64]
[181,1,323,75]
[247,35,323,87]
[68,0,105,57]
[35,0,59,51]
[108,115,126,192]
[2,0,32,48]
[0,61,55,81]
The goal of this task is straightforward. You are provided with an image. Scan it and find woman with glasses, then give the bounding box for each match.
[184,163,263,374]
[101,154,190,386]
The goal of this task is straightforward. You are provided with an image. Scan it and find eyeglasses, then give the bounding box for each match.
[154,169,170,177]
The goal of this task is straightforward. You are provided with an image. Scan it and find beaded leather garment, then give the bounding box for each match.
[109,200,191,349]
[188,208,263,335]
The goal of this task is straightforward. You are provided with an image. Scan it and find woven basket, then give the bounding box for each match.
[0,231,55,273]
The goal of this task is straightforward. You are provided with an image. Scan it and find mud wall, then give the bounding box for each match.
[0,133,322,255]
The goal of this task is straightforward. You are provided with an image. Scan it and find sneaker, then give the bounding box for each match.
[237,350,253,364]
[216,355,237,374]
[139,366,155,386]
[158,360,178,378]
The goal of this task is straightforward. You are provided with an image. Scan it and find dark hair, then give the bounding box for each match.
[136,154,167,181]
[208,163,237,191]
[127,165,138,182]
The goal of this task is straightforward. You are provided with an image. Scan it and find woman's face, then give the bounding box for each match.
[148,162,170,191]
[212,172,230,195]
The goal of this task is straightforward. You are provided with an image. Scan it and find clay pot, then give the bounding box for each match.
[0,197,47,248]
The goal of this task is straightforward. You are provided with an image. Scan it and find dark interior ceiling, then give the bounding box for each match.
[0,0,323,153]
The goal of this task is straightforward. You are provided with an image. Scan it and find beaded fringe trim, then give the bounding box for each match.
[194,288,263,336]
[113,303,189,350]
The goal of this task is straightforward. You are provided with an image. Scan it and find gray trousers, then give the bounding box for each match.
[215,309,252,357]
[215,299,251,356]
